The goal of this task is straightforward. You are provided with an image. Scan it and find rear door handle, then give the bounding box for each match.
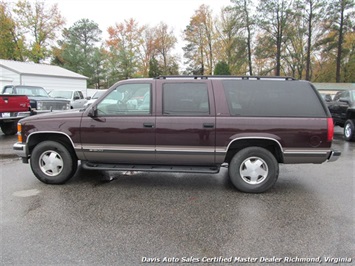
[143,122,155,128]
[203,123,215,128]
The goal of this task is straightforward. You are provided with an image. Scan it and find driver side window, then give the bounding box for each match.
[97,83,151,116]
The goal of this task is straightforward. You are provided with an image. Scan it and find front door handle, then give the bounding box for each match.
[143,122,155,128]
[203,123,215,128]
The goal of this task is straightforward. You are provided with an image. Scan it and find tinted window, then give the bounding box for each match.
[163,83,209,115]
[223,80,326,117]
[97,83,151,116]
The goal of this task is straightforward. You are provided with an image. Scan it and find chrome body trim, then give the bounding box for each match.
[27,131,77,149]
[16,131,81,159]
[217,137,334,164]
[16,132,339,165]
[224,137,284,153]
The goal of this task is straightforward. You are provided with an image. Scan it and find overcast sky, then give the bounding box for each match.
[24,0,232,35]
[9,0,233,65]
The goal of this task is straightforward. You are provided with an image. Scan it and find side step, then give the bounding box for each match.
[82,162,220,174]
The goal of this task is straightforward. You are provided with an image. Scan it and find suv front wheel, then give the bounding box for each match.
[30,141,78,184]
[229,147,279,193]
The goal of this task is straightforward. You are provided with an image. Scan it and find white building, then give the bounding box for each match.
[0,59,87,94]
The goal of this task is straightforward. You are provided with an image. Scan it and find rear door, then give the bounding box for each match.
[155,79,216,165]
[80,81,156,164]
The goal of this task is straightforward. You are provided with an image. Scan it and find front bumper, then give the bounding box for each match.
[13,142,29,163]
[327,150,341,162]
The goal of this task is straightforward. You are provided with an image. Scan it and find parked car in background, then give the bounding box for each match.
[327,89,355,141]
[2,85,70,113]
[49,90,87,109]
[0,94,31,135]
[83,90,107,108]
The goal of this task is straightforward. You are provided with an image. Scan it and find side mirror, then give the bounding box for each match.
[86,96,91,100]
[74,96,80,100]
[88,105,97,117]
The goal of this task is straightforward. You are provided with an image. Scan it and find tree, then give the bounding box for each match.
[256,0,292,76]
[106,18,145,79]
[214,61,231,75]
[183,4,215,75]
[54,19,103,87]
[90,47,107,89]
[153,22,177,75]
[215,4,249,75]
[13,0,65,63]
[0,1,25,60]
[301,0,326,80]
[327,0,354,82]
[227,0,254,75]
[148,56,163,77]
[281,2,308,79]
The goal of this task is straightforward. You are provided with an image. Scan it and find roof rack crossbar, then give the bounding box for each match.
[154,75,296,81]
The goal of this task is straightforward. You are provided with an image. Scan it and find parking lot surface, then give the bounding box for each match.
[0,127,354,265]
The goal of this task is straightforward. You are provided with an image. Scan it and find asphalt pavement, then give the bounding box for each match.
[1,127,354,265]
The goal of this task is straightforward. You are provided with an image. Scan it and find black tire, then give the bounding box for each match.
[344,119,355,141]
[229,147,279,193]
[1,122,17,135]
[30,141,77,184]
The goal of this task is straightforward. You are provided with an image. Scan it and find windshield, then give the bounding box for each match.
[50,91,72,99]
[16,87,49,97]
[92,90,106,99]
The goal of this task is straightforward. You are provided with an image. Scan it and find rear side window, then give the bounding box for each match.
[223,80,326,117]
[163,83,209,115]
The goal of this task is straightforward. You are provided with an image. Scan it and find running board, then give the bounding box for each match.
[82,162,220,174]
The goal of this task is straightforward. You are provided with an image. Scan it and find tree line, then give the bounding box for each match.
[0,0,354,88]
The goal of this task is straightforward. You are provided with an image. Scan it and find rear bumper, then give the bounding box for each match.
[327,150,341,162]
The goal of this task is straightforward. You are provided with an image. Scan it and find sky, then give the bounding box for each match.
[8,0,233,66]
[22,0,232,36]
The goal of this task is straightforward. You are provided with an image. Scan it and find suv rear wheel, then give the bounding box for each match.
[229,147,279,193]
[30,141,77,184]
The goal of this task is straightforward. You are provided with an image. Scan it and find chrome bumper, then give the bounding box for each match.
[13,142,28,161]
[327,150,341,162]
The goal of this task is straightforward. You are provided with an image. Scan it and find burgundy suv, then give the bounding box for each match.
[13,76,340,193]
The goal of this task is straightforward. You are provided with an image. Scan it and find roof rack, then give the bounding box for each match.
[155,75,296,81]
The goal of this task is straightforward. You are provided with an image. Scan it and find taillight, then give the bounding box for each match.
[17,123,22,143]
[327,118,334,142]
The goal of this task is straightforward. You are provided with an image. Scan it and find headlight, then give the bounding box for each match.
[37,101,43,110]
[64,103,70,110]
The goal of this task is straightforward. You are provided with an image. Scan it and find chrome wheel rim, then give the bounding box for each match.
[239,157,268,185]
[345,123,352,138]
[39,150,63,176]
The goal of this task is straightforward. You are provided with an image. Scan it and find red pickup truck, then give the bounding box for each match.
[0,94,31,135]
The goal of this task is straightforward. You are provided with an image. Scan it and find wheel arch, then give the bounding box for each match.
[27,132,77,159]
[223,137,284,164]
[346,109,355,120]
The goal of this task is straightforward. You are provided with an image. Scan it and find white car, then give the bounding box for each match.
[84,90,107,108]
[49,90,87,109]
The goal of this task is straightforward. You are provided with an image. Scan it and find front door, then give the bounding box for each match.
[80,82,155,164]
